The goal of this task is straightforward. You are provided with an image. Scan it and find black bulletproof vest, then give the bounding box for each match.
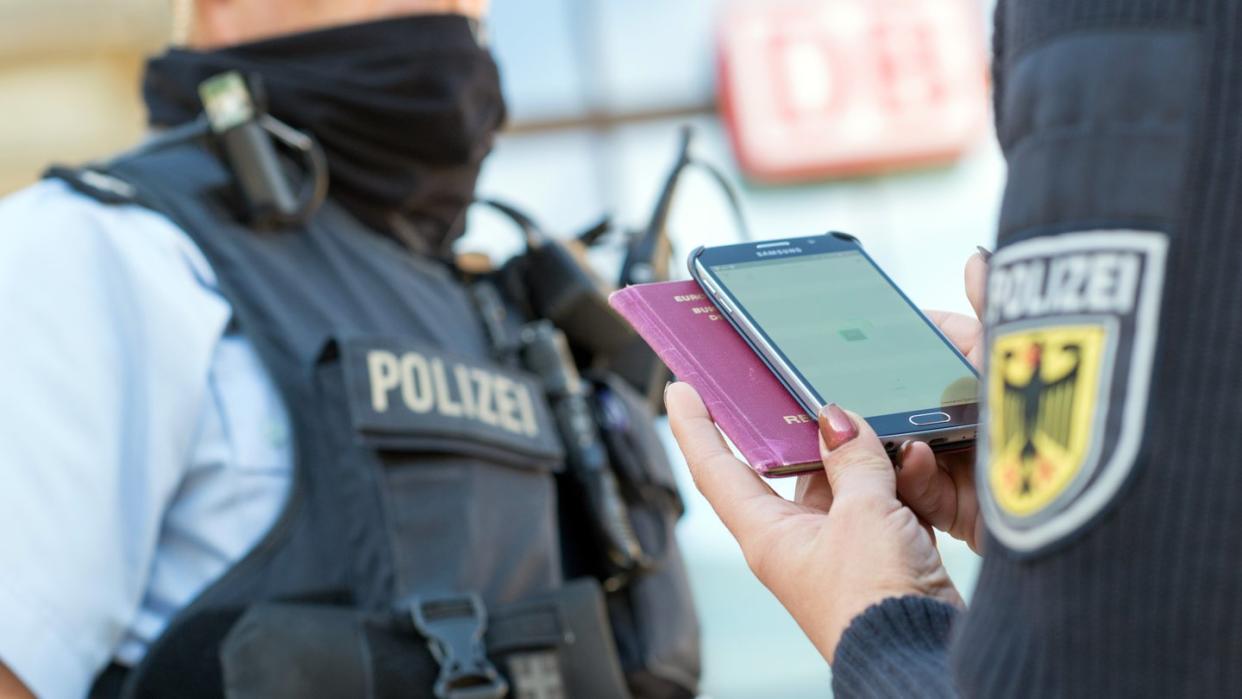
[66,139,691,698]
[110,141,567,603]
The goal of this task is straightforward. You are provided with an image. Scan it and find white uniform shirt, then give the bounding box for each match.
[0,180,292,699]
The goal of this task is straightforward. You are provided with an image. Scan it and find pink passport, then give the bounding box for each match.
[609,280,821,477]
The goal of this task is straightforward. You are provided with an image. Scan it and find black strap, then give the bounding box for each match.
[485,601,566,653]
[88,663,130,699]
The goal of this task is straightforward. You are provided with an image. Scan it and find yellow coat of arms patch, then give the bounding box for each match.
[989,324,1107,517]
[979,231,1167,553]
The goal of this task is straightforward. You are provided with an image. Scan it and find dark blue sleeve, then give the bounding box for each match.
[830,596,960,698]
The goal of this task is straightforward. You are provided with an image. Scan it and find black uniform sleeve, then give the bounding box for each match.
[830,596,959,698]
[951,0,1242,696]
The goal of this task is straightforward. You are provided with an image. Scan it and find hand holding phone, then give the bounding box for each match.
[894,250,989,554]
[689,233,979,455]
[662,248,988,663]
[665,381,964,664]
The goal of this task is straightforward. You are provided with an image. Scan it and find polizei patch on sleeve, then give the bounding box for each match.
[979,231,1167,554]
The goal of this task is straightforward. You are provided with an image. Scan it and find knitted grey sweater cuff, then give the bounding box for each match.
[830,595,960,698]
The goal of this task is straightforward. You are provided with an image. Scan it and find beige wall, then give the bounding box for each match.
[0,0,171,194]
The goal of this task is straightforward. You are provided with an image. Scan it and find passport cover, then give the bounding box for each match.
[609,280,821,477]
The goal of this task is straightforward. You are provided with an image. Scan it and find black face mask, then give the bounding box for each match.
[143,15,507,254]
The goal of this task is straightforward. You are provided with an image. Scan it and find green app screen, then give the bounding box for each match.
[713,251,978,417]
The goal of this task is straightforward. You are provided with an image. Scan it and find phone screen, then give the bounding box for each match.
[711,250,978,417]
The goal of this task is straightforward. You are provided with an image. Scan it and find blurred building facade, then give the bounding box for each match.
[0,0,169,194]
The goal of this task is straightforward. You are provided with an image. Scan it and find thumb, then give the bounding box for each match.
[818,404,896,499]
[965,250,988,322]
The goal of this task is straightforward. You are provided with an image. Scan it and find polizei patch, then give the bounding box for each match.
[979,231,1167,553]
[337,336,564,469]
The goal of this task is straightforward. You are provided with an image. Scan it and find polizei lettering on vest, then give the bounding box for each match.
[987,250,1141,324]
[366,350,540,437]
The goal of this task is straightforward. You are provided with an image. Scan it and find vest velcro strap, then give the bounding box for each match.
[485,601,566,653]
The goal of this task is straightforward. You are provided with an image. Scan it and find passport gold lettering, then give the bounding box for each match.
[368,349,540,437]
[691,305,718,315]
[783,414,813,425]
[674,294,706,303]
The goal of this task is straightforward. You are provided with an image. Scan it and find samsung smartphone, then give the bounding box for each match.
[690,232,978,454]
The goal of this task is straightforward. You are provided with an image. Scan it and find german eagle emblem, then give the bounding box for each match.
[988,326,1105,518]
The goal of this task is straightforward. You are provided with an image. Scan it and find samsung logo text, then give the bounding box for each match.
[756,247,803,257]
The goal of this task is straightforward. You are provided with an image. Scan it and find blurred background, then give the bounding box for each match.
[0,0,1001,696]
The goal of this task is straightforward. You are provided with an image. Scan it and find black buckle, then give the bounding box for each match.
[410,593,510,699]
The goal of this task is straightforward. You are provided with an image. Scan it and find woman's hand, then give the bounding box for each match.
[666,385,962,663]
[899,251,988,553]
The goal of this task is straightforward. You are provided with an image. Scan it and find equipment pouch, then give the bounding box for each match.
[315,335,568,604]
[588,373,701,698]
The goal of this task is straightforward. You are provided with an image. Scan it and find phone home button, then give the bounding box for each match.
[909,411,951,426]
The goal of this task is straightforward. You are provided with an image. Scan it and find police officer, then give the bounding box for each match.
[670,0,1241,696]
[0,1,698,697]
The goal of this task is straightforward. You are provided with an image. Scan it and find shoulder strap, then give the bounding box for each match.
[43,119,213,211]
[44,166,142,207]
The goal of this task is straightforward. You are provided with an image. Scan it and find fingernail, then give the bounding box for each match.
[975,245,993,262]
[818,404,858,450]
[894,440,915,471]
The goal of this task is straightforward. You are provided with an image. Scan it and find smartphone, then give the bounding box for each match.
[689,232,978,454]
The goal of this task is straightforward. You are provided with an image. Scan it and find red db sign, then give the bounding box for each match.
[717,0,989,182]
